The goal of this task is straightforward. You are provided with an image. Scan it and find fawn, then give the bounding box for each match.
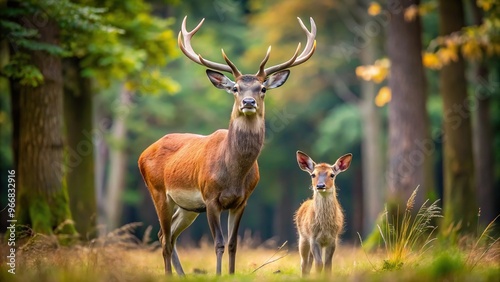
[294,151,352,276]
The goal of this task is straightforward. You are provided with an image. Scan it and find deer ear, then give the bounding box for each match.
[206,70,235,92]
[264,70,290,89]
[332,153,352,173]
[296,150,315,173]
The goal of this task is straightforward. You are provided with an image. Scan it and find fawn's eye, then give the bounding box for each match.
[330,173,335,178]
[311,174,316,178]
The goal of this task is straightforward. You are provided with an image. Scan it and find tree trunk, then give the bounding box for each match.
[105,84,131,230]
[470,0,494,226]
[94,93,110,235]
[359,30,384,236]
[16,19,76,236]
[0,25,12,233]
[386,0,430,206]
[63,58,96,238]
[439,0,477,233]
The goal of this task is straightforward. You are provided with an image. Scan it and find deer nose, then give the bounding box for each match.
[242,98,256,108]
[316,183,326,189]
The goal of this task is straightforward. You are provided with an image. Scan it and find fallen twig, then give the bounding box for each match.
[251,241,289,274]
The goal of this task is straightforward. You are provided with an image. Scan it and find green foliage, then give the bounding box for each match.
[314,103,362,156]
[1,53,43,86]
[427,249,466,280]
[79,1,180,94]
[0,0,111,86]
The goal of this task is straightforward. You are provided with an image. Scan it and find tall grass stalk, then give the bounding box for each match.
[378,186,442,269]
[466,214,500,270]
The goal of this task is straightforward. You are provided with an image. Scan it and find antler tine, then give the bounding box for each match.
[261,43,302,77]
[221,49,242,78]
[262,17,317,77]
[293,17,317,65]
[178,16,238,76]
[255,46,271,79]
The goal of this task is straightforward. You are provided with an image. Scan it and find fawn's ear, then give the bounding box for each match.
[296,150,315,173]
[332,153,352,173]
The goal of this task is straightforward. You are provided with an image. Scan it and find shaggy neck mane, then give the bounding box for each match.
[224,114,265,176]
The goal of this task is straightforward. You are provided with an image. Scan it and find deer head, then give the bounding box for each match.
[178,16,316,118]
[296,151,352,193]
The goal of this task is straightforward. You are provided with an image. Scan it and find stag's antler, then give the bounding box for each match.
[256,17,317,79]
[178,16,242,78]
[178,16,316,80]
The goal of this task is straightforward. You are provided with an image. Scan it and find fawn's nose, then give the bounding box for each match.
[316,183,326,189]
[242,98,256,108]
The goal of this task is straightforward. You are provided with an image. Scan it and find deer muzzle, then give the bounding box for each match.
[240,97,257,115]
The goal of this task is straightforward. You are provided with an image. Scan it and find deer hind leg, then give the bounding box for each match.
[307,250,313,273]
[150,187,175,275]
[170,208,199,275]
[298,236,311,276]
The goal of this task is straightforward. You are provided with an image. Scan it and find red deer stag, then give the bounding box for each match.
[138,16,316,276]
[294,151,352,276]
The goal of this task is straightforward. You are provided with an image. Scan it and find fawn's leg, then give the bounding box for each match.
[324,243,336,275]
[311,241,323,273]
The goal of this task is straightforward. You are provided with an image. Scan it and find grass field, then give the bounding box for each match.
[1,229,499,282]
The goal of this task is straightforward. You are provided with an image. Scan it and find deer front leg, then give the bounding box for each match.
[228,204,246,274]
[311,241,323,273]
[298,237,311,276]
[324,243,336,275]
[206,203,224,275]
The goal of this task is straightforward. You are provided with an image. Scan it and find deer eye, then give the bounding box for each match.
[311,173,316,178]
[330,173,335,178]
[232,87,238,93]
[261,87,267,93]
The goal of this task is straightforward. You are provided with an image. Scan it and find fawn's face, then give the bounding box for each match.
[296,151,352,194]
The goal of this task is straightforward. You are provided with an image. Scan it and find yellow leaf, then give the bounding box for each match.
[368,2,381,16]
[375,86,391,107]
[477,0,493,11]
[404,5,419,22]
[437,46,458,65]
[372,66,388,83]
[355,58,390,83]
[422,52,441,69]
[462,40,482,61]
[355,66,368,80]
